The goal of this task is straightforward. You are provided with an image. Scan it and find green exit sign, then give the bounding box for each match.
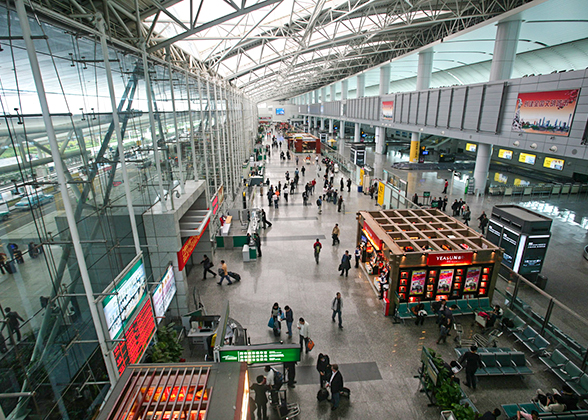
[219,346,301,364]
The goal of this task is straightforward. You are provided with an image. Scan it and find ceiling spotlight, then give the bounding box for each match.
[530,143,537,149]
[549,145,557,152]
[513,141,520,147]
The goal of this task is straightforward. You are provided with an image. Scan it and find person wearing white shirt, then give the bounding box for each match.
[264,365,275,388]
[297,318,310,353]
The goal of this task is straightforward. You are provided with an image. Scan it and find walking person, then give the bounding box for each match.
[313,238,322,264]
[451,199,460,216]
[442,179,448,194]
[459,346,482,389]
[217,260,233,285]
[331,292,343,328]
[354,245,361,268]
[301,166,306,176]
[340,178,344,192]
[339,251,351,277]
[297,318,310,354]
[462,205,471,226]
[251,375,269,420]
[284,361,297,388]
[478,211,489,234]
[4,307,24,342]
[261,209,272,228]
[284,305,294,338]
[347,178,351,192]
[326,364,344,411]
[316,196,322,214]
[332,224,340,245]
[337,196,343,212]
[200,255,217,280]
[442,196,448,212]
[317,353,331,388]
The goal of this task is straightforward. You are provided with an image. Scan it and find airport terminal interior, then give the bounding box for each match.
[0,0,588,419]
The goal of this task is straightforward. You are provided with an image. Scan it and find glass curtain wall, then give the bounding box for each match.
[0,5,254,419]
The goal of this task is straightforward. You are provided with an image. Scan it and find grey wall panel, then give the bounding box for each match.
[426,91,439,126]
[409,92,419,124]
[438,89,452,127]
[479,83,505,133]
[418,91,428,125]
[401,93,410,122]
[394,94,401,122]
[463,86,483,131]
[449,88,466,129]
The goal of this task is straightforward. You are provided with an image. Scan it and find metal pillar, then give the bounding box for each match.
[489,20,521,82]
[409,50,433,163]
[141,48,167,210]
[473,143,492,195]
[329,119,334,134]
[341,80,348,100]
[330,84,336,101]
[197,76,212,201]
[379,64,390,96]
[212,82,228,197]
[375,127,386,155]
[98,16,141,254]
[16,0,119,388]
[354,123,361,142]
[356,74,365,98]
[320,118,325,131]
[204,79,219,194]
[184,71,199,181]
[167,60,185,194]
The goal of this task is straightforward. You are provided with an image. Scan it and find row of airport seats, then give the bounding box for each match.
[395,297,494,323]
[540,350,588,398]
[513,325,551,356]
[502,402,588,419]
[454,347,532,376]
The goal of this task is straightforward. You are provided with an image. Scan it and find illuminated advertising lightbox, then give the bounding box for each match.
[500,228,520,269]
[427,252,473,266]
[152,265,177,323]
[511,89,579,137]
[410,270,426,295]
[437,269,454,294]
[519,153,536,165]
[465,143,477,152]
[464,267,481,292]
[494,173,508,184]
[275,108,285,115]
[498,149,513,160]
[519,236,550,275]
[543,157,564,171]
[113,299,156,374]
[102,255,147,340]
[382,101,394,120]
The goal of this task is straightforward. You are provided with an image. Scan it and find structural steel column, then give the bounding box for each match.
[330,85,336,101]
[184,71,199,181]
[167,61,185,194]
[357,74,365,98]
[98,16,141,253]
[354,123,361,142]
[409,50,433,163]
[329,119,334,134]
[16,0,119,384]
[321,87,327,103]
[341,80,348,100]
[197,77,213,199]
[473,143,492,195]
[489,20,521,82]
[376,64,391,155]
[320,118,325,131]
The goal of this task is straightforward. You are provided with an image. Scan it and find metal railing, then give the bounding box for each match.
[488,183,588,198]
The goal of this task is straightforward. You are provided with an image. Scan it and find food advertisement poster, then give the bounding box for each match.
[437,269,454,293]
[511,89,579,136]
[382,101,394,120]
[410,270,426,295]
[464,267,481,292]
[543,157,564,171]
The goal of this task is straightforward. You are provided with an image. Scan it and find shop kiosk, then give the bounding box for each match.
[285,132,321,153]
[357,209,503,316]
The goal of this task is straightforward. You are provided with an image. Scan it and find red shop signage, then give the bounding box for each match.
[427,252,473,266]
[362,222,382,249]
[177,219,210,271]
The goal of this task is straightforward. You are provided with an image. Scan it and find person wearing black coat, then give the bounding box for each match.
[251,375,269,420]
[327,364,344,411]
[316,353,331,388]
[200,255,216,280]
[459,346,482,389]
[339,251,351,276]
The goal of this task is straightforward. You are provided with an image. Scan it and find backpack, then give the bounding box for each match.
[316,199,322,206]
[272,368,283,389]
[217,268,224,276]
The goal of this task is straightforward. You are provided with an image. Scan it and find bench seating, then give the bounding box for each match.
[502,403,588,419]
[567,374,588,398]
[540,350,570,371]
[454,347,513,358]
[553,361,584,384]
[453,350,532,376]
[395,298,487,323]
[522,335,551,356]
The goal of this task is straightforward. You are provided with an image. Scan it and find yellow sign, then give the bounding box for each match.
[494,173,508,184]
[409,141,420,162]
[359,169,365,186]
[377,182,385,206]
[498,149,513,160]
[466,143,477,152]
[543,157,564,171]
[519,153,536,165]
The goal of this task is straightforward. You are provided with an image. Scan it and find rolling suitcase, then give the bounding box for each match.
[273,320,281,336]
[228,272,241,282]
[340,387,351,399]
[317,388,329,402]
[5,261,16,274]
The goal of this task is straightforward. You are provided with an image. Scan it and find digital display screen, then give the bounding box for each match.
[410,270,426,295]
[102,256,147,340]
[464,267,481,292]
[543,157,564,171]
[501,228,520,269]
[437,269,453,294]
[486,220,502,247]
[466,143,477,152]
[498,149,513,160]
[519,153,536,165]
[494,173,508,184]
[152,265,177,323]
[519,236,550,274]
[220,347,301,364]
[276,108,285,115]
[113,299,156,374]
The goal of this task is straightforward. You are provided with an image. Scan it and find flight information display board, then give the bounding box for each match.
[113,299,156,374]
[219,346,301,364]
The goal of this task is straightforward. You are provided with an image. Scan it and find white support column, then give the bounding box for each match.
[98,16,141,253]
[410,50,434,163]
[315,90,320,103]
[330,85,336,101]
[375,127,386,155]
[356,74,365,98]
[321,87,327,103]
[489,20,521,82]
[329,119,334,134]
[16,1,119,384]
[320,118,325,131]
[473,143,493,195]
[354,123,361,142]
[379,64,390,96]
[184,71,199,181]
[197,77,213,200]
[341,80,348,100]
[167,61,185,194]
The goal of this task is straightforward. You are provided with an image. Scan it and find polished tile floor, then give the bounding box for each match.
[188,141,588,419]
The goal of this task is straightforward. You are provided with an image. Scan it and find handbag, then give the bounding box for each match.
[268,317,275,329]
[338,264,343,271]
[306,338,315,352]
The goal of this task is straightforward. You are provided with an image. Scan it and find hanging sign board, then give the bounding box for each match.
[427,252,473,266]
[177,219,210,271]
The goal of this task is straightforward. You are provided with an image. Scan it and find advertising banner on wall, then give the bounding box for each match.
[152,265,177,322]
[177,219,210,271]
[382,101,394,120]
[511,89,580,137]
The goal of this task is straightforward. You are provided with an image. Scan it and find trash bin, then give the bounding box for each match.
[536,274,548,290]
[242,245,250,262]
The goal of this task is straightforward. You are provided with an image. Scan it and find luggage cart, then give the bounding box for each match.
[473,329,502,348]
[269,389,300,419]
[453,323,476,348]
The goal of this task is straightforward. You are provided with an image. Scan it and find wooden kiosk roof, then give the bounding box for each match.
[359,208,501,259]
